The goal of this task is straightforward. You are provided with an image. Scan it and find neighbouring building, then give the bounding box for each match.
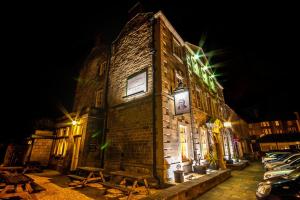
[25,130,54,166]
[248,112,300,151]
[30,10,251,183]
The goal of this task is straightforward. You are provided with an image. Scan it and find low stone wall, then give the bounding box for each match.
[142,169,231,200]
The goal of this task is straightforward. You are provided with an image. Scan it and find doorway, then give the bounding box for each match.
[70,136,81,171]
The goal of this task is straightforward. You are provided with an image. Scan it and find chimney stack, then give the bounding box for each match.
[128,2,144,20]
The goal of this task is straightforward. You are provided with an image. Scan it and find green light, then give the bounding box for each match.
[194,53,200,59]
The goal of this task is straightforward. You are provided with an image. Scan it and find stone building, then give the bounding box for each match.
[48,44,110,172]
[44,10,250,183]
[249,119,300,137]
[248,113,300,152]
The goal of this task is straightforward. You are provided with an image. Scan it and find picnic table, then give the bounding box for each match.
[103,170,151,200]
[0,173,36,200]
[67,166,105,187]
[0,166,25,174]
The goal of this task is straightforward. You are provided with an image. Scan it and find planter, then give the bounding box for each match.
[193,165,207,174]
[208,163,218,170]
[174,170,184,183]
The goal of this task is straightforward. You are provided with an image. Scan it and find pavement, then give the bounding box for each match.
[196,162,264,200]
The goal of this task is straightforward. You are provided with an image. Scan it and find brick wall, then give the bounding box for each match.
[30,139,53,166]
[73,45,109,112]
[105,13,154,175]
[156,17,194,182]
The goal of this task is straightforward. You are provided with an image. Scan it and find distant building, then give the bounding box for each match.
[248,113,300,151]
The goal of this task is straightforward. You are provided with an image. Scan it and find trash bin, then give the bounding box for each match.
[174,170,184,183]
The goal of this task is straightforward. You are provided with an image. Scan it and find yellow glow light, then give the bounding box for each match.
[224,122,232,128]
[72,120,78,126]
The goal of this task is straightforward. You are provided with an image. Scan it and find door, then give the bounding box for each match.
[70,136,81,171]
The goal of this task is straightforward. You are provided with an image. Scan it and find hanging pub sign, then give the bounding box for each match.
[174,90,190,115]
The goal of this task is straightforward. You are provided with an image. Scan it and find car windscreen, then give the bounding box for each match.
[278,154,292,160]
[288,168,300,179]
[285,155,300,164]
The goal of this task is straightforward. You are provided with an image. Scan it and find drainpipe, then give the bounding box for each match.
[100,46,112,168]
[150,16,161,186]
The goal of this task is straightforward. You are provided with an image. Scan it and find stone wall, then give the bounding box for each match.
[79,112,104,168]
[73,44,109,112]
[155,17,194,182]
[30,139,53,166]
[105,13,154,175]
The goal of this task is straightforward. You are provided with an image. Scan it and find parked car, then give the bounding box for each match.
[265,153,300,171]
[273,157,300,171]
[263,166,300,180]
[262,152,291,164]
[264,153,292,164]
[256,167,300,199]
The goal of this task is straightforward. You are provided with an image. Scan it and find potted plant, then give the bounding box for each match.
[193,159,207,174]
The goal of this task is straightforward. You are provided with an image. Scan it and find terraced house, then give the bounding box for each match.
[30,10,251,183]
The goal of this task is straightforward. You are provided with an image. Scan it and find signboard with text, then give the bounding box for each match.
[127,71,147,96]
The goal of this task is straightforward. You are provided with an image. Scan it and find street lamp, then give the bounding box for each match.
[72,120,78,126]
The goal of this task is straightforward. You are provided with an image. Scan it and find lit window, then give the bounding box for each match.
[179,125,188,161]
[275,121,279,126]
[287,121,293,126]
[172,38,182,61]
[95,89,103,108]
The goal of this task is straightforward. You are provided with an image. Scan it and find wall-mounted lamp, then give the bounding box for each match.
[224,122,232,128]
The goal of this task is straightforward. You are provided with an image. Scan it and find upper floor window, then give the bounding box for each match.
[98,61,107,76]
[275,121,280,126]
[95,89,103,108]
[172,38,182,61]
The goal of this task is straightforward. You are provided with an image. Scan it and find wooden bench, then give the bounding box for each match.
[0,174,37,200]
[67,167,105,187]
[102,182,131,193]
[67,174,85,181]
[107,171,151,200]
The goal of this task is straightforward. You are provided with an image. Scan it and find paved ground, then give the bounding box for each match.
[27,170,158,200]
[196,162,264,200]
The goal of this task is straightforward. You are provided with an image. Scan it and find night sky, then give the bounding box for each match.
[2,1,299,143]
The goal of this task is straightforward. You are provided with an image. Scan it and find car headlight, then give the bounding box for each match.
[257,184,271,197]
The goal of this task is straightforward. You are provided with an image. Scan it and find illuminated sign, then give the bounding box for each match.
[127,70,147,96]
[174,90,190,115]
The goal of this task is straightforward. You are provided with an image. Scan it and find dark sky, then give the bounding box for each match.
[2,1,299,142]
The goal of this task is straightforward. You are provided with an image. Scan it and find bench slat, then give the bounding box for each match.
[102,182,131,193]
[67,175,85,181]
